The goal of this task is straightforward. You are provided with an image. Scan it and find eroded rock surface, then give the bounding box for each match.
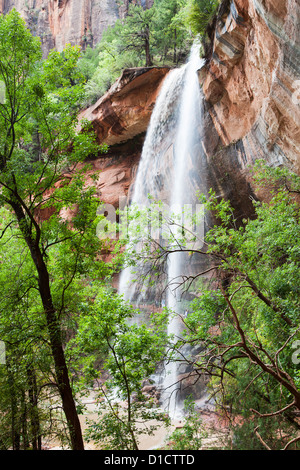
[0,0,155,56]
[198,0,300,217]
[78,67,170,147]
[0,0,119,56]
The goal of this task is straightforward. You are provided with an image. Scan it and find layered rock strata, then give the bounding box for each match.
[200,0,300,209]
[38,66,169,224]
[0,0,120,56]
[0,0,154,56]
[79,66,170,147]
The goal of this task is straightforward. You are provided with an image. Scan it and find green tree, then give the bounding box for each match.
[166,396,207,450]
[81,1,193,104]
[123,163,300,449]
[153,0,190,64]
[77,44,101,82]
[184,174,300,448]
[67,288,169,450]
[184,0,219,37]
[0,209,67,449]
[120,4,155,67]
[0,10,109,449]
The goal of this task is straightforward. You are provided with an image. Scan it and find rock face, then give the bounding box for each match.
[79,66,170,147]
[82,139,143,210]
[0,0,120,56]
[3,0,298,220]
[38,66,169,224]
[200,0,300,210]
[0,0,154,56]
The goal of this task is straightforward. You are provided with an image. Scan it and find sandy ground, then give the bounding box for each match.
[46,391,230,450]
[77,393,180,450]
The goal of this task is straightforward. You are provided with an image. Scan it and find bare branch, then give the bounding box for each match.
[254,426,272,450]
[282,435,300,450]
[251,401,296,418]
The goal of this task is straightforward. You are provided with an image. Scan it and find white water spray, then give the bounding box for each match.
[162,42,204,419]
[118,41,205,419]
[118,65,184,302]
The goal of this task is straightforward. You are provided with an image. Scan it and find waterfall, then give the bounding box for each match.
[119,41,205,419]
[161,42,205,419]
[118,64,185,302]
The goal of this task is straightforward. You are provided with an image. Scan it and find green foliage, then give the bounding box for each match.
[67,289,170,450]
[184,0,219,36]
[251,159,300,195]
[77,45,101,82]
[187,289,226,340]
[1,5,299,452]
[0,9,112,449]
[0,9,175,450]
[166,396,207,450]
[80,1,195,105]
[83,22,144,104]
[0,199,115,447]
[124,163,300,449]
[0,209,64,448]
[153,0,191,63]
[181,167,300,449]
[81,4,157,104]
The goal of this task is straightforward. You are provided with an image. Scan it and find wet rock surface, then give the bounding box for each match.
[201,0,300,208]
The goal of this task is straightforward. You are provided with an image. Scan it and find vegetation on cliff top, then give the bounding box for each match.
[79,0,220,104]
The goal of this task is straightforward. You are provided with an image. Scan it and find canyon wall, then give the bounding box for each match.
[77,0,300,220]
[199,0,300,212]
[79,66,170,148]
[0,0,120,56]
[4,0,297,219]
[0,0,154,56]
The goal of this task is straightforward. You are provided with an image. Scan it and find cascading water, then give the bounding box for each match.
[162,42,205,419]
[118,65,185,303]
[119,41,206,419]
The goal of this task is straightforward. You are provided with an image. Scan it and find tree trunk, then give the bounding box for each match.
[37,258,85,450]
[11,200,84,450]
[144,27,153,67]
[27,366,42,450]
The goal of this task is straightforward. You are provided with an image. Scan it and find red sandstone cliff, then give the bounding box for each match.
[200,0,300,175]
[78,66,170,147]
[0,0,154,56]
[195,0,300,218]
[0,0,119,56]
[4,0,298,218]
